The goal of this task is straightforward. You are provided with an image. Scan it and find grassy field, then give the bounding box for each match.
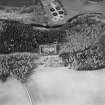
[0,66,105,105]
[0,78,30,105]
[26,67,105,105]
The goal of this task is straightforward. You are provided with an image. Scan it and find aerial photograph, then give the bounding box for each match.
[0,0,105,105]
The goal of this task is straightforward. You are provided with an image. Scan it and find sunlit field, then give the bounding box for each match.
[26,67,105,105]
[0,78,30,105]
[0,66,105,105]
[0,0,105,105]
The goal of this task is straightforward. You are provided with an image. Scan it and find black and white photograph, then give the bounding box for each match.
[0,0,105,105]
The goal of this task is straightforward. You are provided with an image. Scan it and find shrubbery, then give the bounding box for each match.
[0,53,39,83]
[59,13,105,70]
